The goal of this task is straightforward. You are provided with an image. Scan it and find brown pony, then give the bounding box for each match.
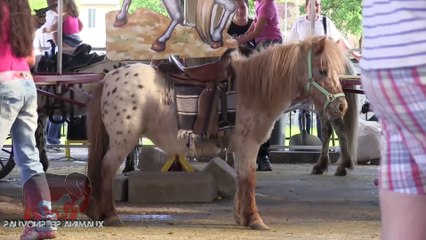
[85,36,350,229]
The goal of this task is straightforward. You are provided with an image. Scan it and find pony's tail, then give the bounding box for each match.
[344,92,358,168]
[86,83,109,201]
[195,0,215,44]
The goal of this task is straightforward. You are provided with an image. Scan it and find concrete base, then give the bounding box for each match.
[128,171,218,203]
[289,132,322,150]
[269,150,340,164]
[203,157,236,198]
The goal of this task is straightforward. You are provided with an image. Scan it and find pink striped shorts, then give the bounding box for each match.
[362,65,426,195]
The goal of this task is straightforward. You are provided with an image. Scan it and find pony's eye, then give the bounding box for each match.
[319,69,328,75]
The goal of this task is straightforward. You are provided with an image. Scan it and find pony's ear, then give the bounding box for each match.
[314,37,327,56]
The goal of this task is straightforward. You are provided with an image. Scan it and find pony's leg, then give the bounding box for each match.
[332,119,352,176]
[98,140,139,225]
[209,0,236,48]
[114,0,132,27]
[35,114,48,171]
[311,115,333,175]
[233,130,269,230]
[151,0,184,52]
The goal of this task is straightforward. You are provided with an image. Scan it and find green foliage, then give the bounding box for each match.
[299,0,362,36]
[321,0,362,35]
[29,0,49,13]
[127,0,167,16]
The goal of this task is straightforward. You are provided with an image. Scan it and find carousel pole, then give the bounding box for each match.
[183,0,187,25]
[57,0,63,74]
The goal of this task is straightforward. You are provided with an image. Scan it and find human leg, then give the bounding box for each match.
[46,115,62,145]
[316,113,322,140]
[362,66,426,239]
[380,190,426,240]
[298,110,311,134]
[3,79,56,238]
[257,139,272,171]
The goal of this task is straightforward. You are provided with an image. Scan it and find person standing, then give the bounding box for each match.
[34,0,64,152]
[237,0,282,49]
[0,0,57,239]
[361,1,426,239]
[227,0,255,49]
[289,0,359,140]
[34,0,58,54]
[42,0,83,50]
[236,0,282,171]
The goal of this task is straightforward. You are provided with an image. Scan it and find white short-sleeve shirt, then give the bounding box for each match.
[33,10,58,54]
[288,15,341,41]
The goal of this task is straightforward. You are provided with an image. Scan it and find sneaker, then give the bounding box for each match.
[46,145,62,153]
[21,227,57,240]
[257,155,272,171]
[21,213,57,240]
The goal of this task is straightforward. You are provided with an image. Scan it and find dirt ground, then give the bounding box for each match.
[0,148,380,239]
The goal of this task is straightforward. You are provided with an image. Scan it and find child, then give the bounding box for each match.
[237,0,282,49]
[227,0,256,49]
[42,0,83,49]
[236,0,282,171]
[0,0,57,239]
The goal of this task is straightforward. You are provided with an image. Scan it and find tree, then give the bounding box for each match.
[127,0,167,16]
[29,0,49,13]
[321,0,362,36]
[299,0,362,36]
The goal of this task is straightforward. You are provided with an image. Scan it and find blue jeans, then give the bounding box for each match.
[0,74,53,218]
[46,116,62,145]
[0,76,44,185]
[298,110,322,140]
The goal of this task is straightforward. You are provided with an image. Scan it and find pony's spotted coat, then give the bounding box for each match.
[85,37,358,230]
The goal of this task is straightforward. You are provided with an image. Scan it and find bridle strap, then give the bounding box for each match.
[305,48,345,112]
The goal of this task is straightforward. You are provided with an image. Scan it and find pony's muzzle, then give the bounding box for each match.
[328,98,348,119]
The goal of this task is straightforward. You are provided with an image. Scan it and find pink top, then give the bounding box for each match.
[254,0,282,44]
[63,16,80,35]
[0,4,30,72]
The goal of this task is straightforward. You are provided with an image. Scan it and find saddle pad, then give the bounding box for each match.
[175,85,204,131]
[175,85,237,133]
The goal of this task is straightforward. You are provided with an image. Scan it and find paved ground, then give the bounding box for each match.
[0,147,381,239]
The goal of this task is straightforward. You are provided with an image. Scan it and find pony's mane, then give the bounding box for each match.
[232,36,347,111]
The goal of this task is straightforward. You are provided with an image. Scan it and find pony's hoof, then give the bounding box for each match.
[311,166,325,175]
[210,41,223,49]
[84,202,97,220]
[250,222,270,230]
[113,17,128,28]
[334,168,348,176]
[104,216,124,226]
[151,41,166,52]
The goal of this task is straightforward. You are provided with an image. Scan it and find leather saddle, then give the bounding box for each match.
[156,53,232,86]
[37,40,105,73]
[154,53,234,137]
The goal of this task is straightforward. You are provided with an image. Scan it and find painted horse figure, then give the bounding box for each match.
[113,0,236,51]
[85,36,354,229]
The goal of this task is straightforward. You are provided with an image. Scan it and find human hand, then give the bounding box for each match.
[352,51,361,61]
